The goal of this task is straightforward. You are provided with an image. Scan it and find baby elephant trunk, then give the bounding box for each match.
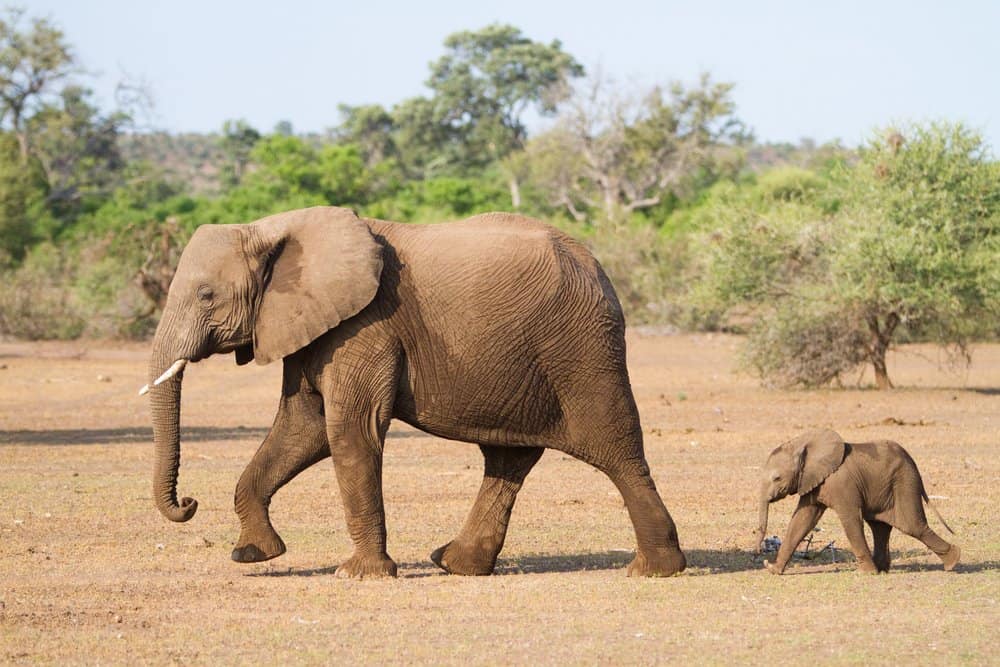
[753,493,770,554]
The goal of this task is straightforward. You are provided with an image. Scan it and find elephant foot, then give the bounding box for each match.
[335,551,397,579]
[627,547,686,577]
[763,559,785,575]
[430,540,496,576]
[231,531,286,563]
[941,544,960,571]
[855,560,879,574]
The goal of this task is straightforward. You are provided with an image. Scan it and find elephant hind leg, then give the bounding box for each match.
[891,492,960,571]
[431,445,544,576]
[868,520,892,573]
[233,362,330,563]
[899,523,959,571]
[586,453,685,577]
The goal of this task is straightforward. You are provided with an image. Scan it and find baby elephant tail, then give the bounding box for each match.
[922,489,956,535]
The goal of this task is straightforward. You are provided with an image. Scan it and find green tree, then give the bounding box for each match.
[335,104,395,168]
[0,7,74,161]
[0,132,48,265]
[331,25,583,203]
[527,72,746,223]
[218,118,261,186]
[426,23,583,202]
[833,123,999,388]
[694,123,999,389]
[28,85,128,230]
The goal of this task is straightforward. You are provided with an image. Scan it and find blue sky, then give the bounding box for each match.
[24,0,999,149]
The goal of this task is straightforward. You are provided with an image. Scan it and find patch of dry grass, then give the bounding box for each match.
[1,335,997,664]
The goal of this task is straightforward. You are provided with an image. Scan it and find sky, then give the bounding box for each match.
[23,0,1000,149]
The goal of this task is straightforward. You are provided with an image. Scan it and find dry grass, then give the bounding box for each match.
[1,334,997,664]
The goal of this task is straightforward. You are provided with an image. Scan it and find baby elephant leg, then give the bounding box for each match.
[766,498,824,574]
[867,520,892,573]
[893,492,960,571]
[906,524,960,571]
[836,508,878,573]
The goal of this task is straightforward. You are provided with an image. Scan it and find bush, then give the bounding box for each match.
[579,218,690,325]
[0,243,85,339]
[741,302,870,387]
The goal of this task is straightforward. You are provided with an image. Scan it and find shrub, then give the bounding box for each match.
[0,243,85,339]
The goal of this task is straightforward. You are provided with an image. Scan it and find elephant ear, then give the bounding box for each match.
[795,429,847,495]
[248,207,383,365]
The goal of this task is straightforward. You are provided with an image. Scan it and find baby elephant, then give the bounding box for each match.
[753,429,960,574]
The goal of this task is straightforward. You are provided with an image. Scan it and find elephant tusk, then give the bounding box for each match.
[139,359,188,395]
[153,359,188,386]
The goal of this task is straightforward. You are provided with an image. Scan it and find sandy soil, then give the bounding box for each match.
[1,333,997,664]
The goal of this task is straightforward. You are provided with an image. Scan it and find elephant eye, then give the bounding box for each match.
[197,286,215,302]
[772,474,781,482]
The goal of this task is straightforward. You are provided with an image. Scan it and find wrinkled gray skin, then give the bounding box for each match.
[753,429,959,574]
[146,206,686,579]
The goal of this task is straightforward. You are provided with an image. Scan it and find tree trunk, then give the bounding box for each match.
[508,175,521,210]
[867,312,900,390]
[872,350,893,390]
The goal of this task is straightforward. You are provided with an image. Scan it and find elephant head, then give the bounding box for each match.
[142,206,383,522]
[752,429,845,553]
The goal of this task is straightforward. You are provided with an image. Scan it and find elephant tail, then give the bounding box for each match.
[921,488,956,535]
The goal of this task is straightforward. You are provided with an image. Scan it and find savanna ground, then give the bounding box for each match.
[1,333,997,664]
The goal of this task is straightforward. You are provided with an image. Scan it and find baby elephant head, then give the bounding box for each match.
[752,429,846,553]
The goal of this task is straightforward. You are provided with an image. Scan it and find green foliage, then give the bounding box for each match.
[365,175,510,222]
[741,298,870,388]
[28,85,129,231]
[218,118,261,186]
[583,219,691,324]
[0,7,75,159]
[426,23,584,164]
[334,25,583,182]
[692,122,999,387]
[0,132,49,265]
[834,123,999,337]
[0,242,84,339]
[525,73,746,223]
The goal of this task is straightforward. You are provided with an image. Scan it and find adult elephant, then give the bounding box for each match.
[142,206,685,578]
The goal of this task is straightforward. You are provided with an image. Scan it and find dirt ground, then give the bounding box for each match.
[1,333,997,665]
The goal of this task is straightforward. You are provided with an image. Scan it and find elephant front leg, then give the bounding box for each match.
[328,422,397,579]
[431,445,544,576]
[765,498,825,574]
[835,507,878,573]
[232,375,330,563]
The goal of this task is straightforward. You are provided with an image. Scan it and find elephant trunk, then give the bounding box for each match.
[753,490,770,554]
[148,330,198,523]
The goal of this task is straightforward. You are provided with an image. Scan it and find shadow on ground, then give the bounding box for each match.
[246,549,781,579]
[246,550,998,579]
[0,426,271,445]
[0,426,430,445]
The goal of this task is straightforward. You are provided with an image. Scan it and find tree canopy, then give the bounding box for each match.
[693,124,999,388]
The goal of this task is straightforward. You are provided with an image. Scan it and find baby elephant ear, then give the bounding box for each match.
[249,207,383,365]
[796,429,846,495]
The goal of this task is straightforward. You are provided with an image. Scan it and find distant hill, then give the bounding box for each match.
[118,132,226,194]
[118,131,850,196]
